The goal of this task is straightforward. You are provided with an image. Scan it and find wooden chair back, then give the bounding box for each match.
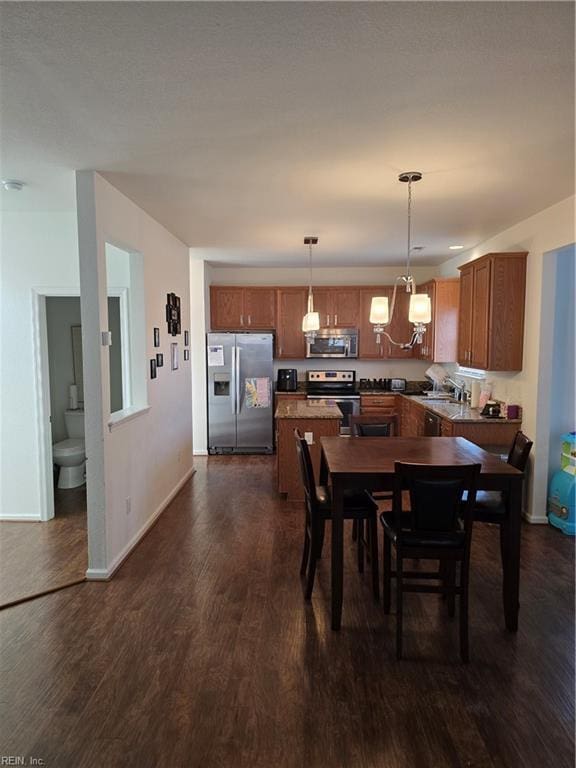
[393,462,481,542]
[507,431,533,472]
[350,414,398,437]
[294,429,316,510]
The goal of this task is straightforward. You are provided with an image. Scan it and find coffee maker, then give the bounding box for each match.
[277,368,298,392]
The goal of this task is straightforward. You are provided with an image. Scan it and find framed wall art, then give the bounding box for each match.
[153,327,160,347]
[184,330,189,346]
[171,342,179,370]
[156,353,164,367]
[165,293,181,336]
[184,349,189,361]
[150,359,157,379]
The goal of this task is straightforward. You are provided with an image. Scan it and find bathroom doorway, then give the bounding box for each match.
[0,289,124,607]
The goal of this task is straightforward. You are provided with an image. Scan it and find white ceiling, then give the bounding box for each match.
[0,2,574,266]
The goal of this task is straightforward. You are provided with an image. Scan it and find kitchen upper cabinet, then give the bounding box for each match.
[210,286,276,330]
[276,288,307,359]
[309,288,360,328]
[417,278,460,363]
[457,252,527,371]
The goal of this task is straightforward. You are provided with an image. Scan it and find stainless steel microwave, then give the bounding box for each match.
[306,328,359,359]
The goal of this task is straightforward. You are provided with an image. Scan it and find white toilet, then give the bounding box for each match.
[53,409,86,489]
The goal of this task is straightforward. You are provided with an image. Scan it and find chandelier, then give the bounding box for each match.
[370,171,431,349]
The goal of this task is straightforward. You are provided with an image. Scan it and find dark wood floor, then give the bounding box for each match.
[0,456,573,768]
[0,486,87,607]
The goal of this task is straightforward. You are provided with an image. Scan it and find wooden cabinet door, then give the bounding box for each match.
[309,289,331,327]
[210,287,244,330]
[332,289,360,328]
[243,288,276,329]
[358,288,386,358]
[470,260,491,369]
[457,266,474,365]
[276,289,307,359]
[385,287,415,359]
[433,279,460,363]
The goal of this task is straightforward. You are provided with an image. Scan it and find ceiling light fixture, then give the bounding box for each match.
[1,179,25,191]
[369,171,431,349]
[449,245,464,250]
[302,236,320,341]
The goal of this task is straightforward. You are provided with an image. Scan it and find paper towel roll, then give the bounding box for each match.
[69,384,78,410]
[470,381,480,409]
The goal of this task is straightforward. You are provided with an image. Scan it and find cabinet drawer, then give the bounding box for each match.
[360,395,396,407]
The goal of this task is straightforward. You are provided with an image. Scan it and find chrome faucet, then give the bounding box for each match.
[446,377,466,402]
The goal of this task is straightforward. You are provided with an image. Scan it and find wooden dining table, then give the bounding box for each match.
[319,436,525,632]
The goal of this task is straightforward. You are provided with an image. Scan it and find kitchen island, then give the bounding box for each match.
[275,400,342,501]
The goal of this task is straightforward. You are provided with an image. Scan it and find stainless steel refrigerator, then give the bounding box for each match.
[207,333,274,454]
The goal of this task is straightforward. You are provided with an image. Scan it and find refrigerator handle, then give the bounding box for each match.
[231,346,237,415]
[235,346,241,414]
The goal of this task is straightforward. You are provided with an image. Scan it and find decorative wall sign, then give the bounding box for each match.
[171,342,179,370]
[156,353,164,367]
[184,330,189,346]
[166,293,181,336]
[184,349,189,361]
[150,359,157,379]
[153,327,160,347]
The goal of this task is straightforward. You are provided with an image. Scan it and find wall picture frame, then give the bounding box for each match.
[184,330,189,346]
[165,293,181,336]
[184,349,189,361]
[156,353,164,367]
[171,342,179,370]
[153,327,160,347]
[150,359,157,379]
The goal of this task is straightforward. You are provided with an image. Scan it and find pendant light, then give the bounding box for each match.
[370,171,431,349]
[302,236,320,340]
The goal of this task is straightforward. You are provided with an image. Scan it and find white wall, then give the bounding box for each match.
[0,211,79,520]
[439,195,576,521]
[207,264,437,286]
[77,172,193,578]
[46,297,82,443]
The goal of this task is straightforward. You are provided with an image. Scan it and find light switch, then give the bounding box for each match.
[304,431,314,445]
[101,331,112,346]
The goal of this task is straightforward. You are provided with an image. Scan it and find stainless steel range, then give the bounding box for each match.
[305,370,359,434]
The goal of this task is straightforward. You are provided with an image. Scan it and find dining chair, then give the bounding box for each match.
[294,429,380,601]
[381,462,481,662]
[349,414,397,548]
[472,430,532,568]
[349,414,398,437]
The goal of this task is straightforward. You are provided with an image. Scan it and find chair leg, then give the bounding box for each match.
[460,562,470,663]
[352,519,358,542]
[396,552,403,660]
[317,519,326,559]
[383,534,392,614]
[446,561,456,618]
[370,515,379,601]
[300,522,310,576]
[305,521,321,600]
[357,519,365,573]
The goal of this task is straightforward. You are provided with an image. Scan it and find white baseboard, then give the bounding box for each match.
[0,515,42,522]
[85,466,196,581]
[193,449,208,456]
[524,512,549,525]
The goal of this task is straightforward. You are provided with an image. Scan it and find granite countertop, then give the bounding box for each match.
[275,400,343,420]
[403,395,522,424]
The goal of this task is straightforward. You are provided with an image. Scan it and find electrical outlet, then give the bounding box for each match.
[304,431,314,445]
[125,497,131,515]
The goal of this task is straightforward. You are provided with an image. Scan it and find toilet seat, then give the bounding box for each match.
[53,438,85,458]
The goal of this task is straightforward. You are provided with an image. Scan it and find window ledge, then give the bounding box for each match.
[108,405,150,432]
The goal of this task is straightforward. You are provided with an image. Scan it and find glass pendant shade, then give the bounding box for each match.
[369,296,389,325]
[408,293,432,324]
[302,311,320,332]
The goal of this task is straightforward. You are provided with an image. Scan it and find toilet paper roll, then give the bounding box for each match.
[470,381,480,409]
[69,384,78,410]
